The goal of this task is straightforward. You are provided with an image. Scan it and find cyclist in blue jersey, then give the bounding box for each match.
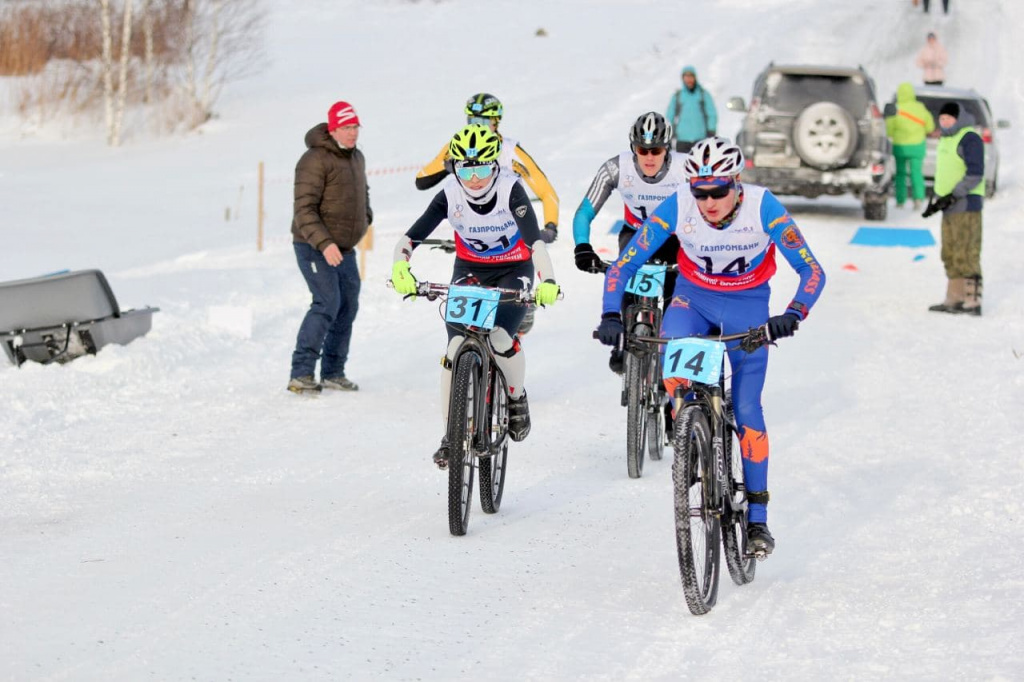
[595,137,826,556]
[391,124,561,467]
[574,112,687,374]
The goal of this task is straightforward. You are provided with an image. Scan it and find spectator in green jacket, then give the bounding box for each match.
[885,83,935,210]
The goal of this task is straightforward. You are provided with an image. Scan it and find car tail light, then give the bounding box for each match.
[745,158,755,170]
[870,104,882,119]
[871,163,885,175]
[981,127,993,143]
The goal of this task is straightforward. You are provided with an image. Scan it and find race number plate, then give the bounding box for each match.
[624,264,667,298]
[663,337,726,385]
[445,286,500,329]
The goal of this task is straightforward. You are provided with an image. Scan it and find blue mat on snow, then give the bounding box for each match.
[850,227,935,247]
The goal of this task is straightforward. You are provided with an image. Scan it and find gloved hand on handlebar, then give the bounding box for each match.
[535,281,560,306]
[391,261,418,296]
[596,312,624,346]
[574,243,603,272]
[766,313,800,341]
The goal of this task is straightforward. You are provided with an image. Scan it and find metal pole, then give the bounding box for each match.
[257,161,265,251]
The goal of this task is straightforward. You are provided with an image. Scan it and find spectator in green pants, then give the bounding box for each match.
[885,83,935,210]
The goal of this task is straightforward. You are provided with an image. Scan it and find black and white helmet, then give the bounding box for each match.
[629,112,673,149]
[683,136,745,178]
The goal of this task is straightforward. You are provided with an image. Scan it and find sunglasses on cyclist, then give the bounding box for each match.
[690,182,735,201]
[634,146,667,157]
[455,163,496,182]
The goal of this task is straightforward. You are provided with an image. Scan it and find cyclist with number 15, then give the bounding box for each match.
[573,112,687,374]
[392,124,561,467]
[595,137,826,556]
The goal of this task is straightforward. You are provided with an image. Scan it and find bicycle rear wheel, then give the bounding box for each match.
[647,354,665,462]
[672,404,721,615]
[721,395,756,585]
[625,324,654,478]
[447,351,480,536]
[479,369,509,514]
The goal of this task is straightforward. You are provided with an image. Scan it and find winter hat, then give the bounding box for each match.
[939,101,960,119]
[327,101,360,131]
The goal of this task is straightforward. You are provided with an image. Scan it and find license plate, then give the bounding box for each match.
[755,153,800,168]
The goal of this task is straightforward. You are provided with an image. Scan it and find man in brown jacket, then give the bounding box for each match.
[288,101,373,393]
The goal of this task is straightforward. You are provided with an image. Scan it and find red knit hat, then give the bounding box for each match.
[327,101,360,131]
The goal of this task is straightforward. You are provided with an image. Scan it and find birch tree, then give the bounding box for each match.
[99,0,135,146]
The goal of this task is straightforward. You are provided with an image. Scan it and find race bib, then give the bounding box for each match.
[445,285,500,329]
[663,337,726,385]
[624,264,667,298]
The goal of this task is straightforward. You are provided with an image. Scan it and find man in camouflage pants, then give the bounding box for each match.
[923,101,984,316]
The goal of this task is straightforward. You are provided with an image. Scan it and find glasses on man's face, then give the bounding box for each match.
[467,116,496,127]
[455,163,496,182]
[690,183,735,201]
[634,146,667,157]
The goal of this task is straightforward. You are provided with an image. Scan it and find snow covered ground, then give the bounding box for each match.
[2,0,1023,679]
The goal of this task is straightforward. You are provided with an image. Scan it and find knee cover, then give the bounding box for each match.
[440,336,464,428]
[489,328,526,399]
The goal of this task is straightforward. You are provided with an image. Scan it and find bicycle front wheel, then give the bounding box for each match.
[672,404,722,615]
[625,325,654,479]
[721,395,756,585]
[647,353,665,462]
[479,369,509,514]
[447,352,480,536]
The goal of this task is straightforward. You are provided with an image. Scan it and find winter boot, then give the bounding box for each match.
[928,277,965,313]
[287,375,322,394]
[508,393,531,442]
[432,437,450,469]
[962,275,983,316]
[322,375,359,391]
[746,523,775,557]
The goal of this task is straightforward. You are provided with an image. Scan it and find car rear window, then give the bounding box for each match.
[917,96,991,127]
[761,73,872,115]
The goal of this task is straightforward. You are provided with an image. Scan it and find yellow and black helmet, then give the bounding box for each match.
[464,93,504,120]
[448,124,502,163]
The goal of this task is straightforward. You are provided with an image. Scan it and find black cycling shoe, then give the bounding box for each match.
[609,350,624,375]
[746,523,775,557]
[509,393,531,442]
[432,437,449,470]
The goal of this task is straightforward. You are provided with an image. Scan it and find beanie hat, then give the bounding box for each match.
[327,101,360,131]
[939,101,960,119]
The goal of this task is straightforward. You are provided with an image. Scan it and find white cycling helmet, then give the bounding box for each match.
[684,136,745,178]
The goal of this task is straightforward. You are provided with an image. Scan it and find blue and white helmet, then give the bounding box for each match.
[629,112,673,149]
[684,136,745,178]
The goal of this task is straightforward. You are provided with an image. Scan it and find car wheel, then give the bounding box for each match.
[863,196,887,221]
[792,101,858,170]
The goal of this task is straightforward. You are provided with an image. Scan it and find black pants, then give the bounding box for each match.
[923,0,950,13]
[448,258,533,341]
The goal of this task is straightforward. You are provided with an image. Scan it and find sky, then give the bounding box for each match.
[1,0,1023,680]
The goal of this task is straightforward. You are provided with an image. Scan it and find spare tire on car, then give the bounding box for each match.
[792,101,858,170]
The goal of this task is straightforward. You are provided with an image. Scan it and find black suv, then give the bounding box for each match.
[727,64,894,220]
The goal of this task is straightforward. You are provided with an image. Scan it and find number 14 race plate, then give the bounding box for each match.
[663,337,726,385]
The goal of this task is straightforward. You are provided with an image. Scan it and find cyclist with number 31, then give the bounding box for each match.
[573,112,687,374]
[595,137,826,556]
[391,124,561,467]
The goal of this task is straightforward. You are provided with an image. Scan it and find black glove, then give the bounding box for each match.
[540,222,558,244]
[574,242,603,272]
[596,313,624,346]
[766,313,800,341]
[883,102,897,117]
[921,194,955,218]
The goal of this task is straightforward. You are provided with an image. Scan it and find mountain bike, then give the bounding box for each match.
[402,280,543,536]
[590,261,677,478]
[656,326,771,615]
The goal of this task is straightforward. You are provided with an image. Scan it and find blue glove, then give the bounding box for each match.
[539,223,558,244]
[766,313,800,341]
[596,313,624,346]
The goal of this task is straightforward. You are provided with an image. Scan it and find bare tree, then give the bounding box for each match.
[179,0,264,129]
[99,0,114,141]
[111,0,134,146]
[98,0,135,146]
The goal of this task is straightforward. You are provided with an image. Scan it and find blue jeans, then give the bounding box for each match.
[290,242,360,379]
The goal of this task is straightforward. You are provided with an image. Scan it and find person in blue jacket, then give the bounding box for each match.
[595,137,826,557]
[665,65,718,153]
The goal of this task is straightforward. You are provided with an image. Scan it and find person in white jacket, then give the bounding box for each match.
[916,32,948,86]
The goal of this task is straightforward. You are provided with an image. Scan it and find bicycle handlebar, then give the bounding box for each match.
[584,259,680,275]
[419,239,456,254]
[592,325,771,353]
[386,279,562,305]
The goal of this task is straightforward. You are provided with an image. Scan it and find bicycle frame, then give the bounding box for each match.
[448,332,508,459]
